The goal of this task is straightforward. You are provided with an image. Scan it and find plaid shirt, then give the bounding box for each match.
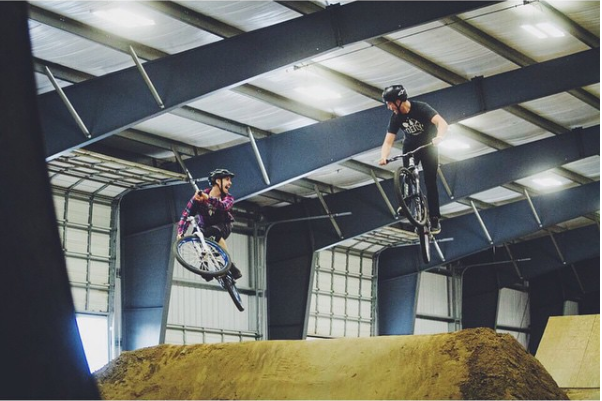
[177,189,234,237]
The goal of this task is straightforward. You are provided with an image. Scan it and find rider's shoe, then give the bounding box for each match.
[229,263,243,280]
[201,274,213,282]
[430,217,441,234]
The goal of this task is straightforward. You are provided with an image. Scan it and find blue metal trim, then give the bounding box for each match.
[40,1,496,159]
[378,182,600,279]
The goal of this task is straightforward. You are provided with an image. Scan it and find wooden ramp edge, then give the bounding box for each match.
[536,314,600,400]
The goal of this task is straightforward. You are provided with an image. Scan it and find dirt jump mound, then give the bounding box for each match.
[95,327,567,400]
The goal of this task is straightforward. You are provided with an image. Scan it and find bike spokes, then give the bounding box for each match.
[174,236,231,277]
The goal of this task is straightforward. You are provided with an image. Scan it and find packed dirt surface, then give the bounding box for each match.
[95,327,567,400]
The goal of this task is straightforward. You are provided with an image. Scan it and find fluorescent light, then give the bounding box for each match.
[532,177,562,187]
[294,86,341,100]
[439,139,470,150]
[536,23,565,37]
[521,24,547,39]
[93,8,155,28]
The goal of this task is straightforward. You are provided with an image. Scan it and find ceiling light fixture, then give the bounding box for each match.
[521,23,564,39]
[93,8,155,28]
[536,23,565,37]
[294,86,341,100]
[532,177,562,187]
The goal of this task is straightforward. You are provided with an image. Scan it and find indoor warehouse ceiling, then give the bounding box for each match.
[31,0,599,254]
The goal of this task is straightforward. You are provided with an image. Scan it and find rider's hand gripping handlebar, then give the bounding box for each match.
[385,142,433,164]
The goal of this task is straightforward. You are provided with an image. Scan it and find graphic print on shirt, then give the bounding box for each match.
[402,118,424,136]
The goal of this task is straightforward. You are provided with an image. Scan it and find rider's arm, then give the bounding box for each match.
[176,195,199,239]
[379,132,397,166]
[206,193,234,211]
[431,114,448,146]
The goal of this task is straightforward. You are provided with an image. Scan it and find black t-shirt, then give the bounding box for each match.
[387,100,438,146]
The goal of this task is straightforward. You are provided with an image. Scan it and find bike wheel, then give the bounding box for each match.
[417,228,431,264]
[394,167,428,227]
[173,235,232,277]
[218,275,245,312]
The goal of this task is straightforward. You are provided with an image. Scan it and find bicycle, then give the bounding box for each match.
[387,143,433,263]
[173,216,244,311]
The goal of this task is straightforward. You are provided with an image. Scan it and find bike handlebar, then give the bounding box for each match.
[385,143,433,164]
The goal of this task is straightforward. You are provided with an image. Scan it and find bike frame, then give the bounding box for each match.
[388,143,433,263]
[185,216,225,272]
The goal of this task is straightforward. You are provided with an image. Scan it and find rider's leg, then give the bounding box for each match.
[420,146,442,233]
[209,223,242,280]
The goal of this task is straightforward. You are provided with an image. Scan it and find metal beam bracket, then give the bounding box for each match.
[129,46,165,109]
[470,200,493,244]
[369,170,397,218]
[430,234,446,262]
[172,147,200,192]
[438,167,454,200]
[314,185,344,239]
[548,232,567,265]
[247,127,271,185]
[503,244,524,280]
[44,66,91,138]
[523,188,543,228]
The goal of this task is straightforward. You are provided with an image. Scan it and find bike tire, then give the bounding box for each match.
[394,167,428,227]
[219,275,245,312]
[418,228,431,264]
[173,235,232,277]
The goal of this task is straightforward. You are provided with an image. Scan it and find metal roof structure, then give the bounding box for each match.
[33,0,599,256]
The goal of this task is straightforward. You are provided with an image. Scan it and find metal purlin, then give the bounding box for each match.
[470,200,493,244]
[128,46,165,109]
[44,66,91,138]
[369,170,397,218]
[314,185,344,239]
[247,127,271,185]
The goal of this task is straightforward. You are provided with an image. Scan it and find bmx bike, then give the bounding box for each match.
[387,143,433,264]
[173,216,244,311]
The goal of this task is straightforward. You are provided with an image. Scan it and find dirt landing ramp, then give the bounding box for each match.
[95,328,567,400]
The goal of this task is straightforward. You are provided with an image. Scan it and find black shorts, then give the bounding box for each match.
[199,222,232,242]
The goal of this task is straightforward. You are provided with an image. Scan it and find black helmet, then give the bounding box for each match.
[208,168,235,186]
[382,85,408,103]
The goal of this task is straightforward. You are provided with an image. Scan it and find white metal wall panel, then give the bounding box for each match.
[497,328,529,350]
[90,232,111,257]
[168,284,253,331]
[91,203,112,229]
[497,288,530,329]
[417,272,451,318]
[414,318,450,335]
